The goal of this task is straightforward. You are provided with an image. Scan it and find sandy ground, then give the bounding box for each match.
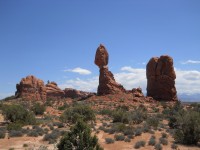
[0,136,57,150]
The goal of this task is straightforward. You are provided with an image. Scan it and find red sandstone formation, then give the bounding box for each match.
[46,82,64,99]
[95,44,126,95]
[132,88,144,97]
[95,44,109,68]
[15,75,46,101]
[64,88,95,100]
[146,55,177,101]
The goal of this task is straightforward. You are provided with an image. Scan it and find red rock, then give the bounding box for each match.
[95,44,126,95]
[64,88,95,100]
[15,75,46,101]
[146,55,177,101]
[95,44,109,68]
[132,88,144,97]
[46,82,64,99]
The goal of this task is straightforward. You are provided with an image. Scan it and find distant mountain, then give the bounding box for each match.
[178,94,200,102]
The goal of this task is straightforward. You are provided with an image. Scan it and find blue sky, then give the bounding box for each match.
[0,0,200,100]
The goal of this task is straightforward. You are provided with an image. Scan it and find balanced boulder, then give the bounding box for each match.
[95,44,126,95]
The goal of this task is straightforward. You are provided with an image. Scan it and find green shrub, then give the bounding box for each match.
[58,103,69,110]
[124,137,131,142]
[146,116,159,128]
[123,126,135,136]
[111,123,126,132]
[112,109,128,123]
[142,124,150,133]
[129,108,147,124]
[32,126,44,136]
[105,138,115,144]
[7,122,22,131]
[2,104,36,125]
[27,130,39,137]
[148,136,156,146]
[114,134,125,141]
[43,129,60,144]
[134,140,146,149]
[57,120,103,150]
[31,103,45,115]
[60,104,95,123]
[99,109,112,115]
[159,137,168,145]
[161,132,168,138]
[171,143,178,149]
[154,143,162,150]
[0,130,6,139]
[173,110,200,145]
[9,130,23,137]
[127,134,134,139]
[134,128,142,136]
[53,122,64,128]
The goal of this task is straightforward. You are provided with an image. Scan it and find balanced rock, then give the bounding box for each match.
[64,88,95,100]
[95,44,109,68]
[146,55,177,101]
[95,44,126,95]
[46,82,64,99]
[15,75,46,101]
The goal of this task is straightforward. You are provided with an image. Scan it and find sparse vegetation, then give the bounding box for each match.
[9,130,23,137]
[43,129,60,144]
[114,133,125,141]
[31,103,45,115]
[57,120,103,150]
[134,140,146,149]
[2,104,36,125]
[60,104,95,123]
[173,109,200,145]
[171,143,178,149]
[146,116,159,129]
[105,138,115,144]
[148,135,156,146]
[159,137,168,145]
[0,130,6,139]
[154,143,162,150]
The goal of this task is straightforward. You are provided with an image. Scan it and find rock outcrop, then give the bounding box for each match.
[146,55,177,101]
[132,88,144,97]
[46,82,64,99]
[64,88,95,100]
[15,75,46,101]
[95,44,126,95]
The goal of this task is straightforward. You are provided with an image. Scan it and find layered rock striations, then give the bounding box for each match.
[95,44,126,95]
[64,88,95,100]
[146,55,177,101]
[46,82,65,99]
[15,75,46,101]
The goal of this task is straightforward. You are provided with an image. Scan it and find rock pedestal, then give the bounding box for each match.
[95,44,126,95]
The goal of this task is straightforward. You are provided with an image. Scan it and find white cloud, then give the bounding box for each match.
[175,68,200,95]
[64,67,92,75]
[59,77,98,92]
[59,66,200,97]
[181,60,200,64]
[115,66,146,91]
